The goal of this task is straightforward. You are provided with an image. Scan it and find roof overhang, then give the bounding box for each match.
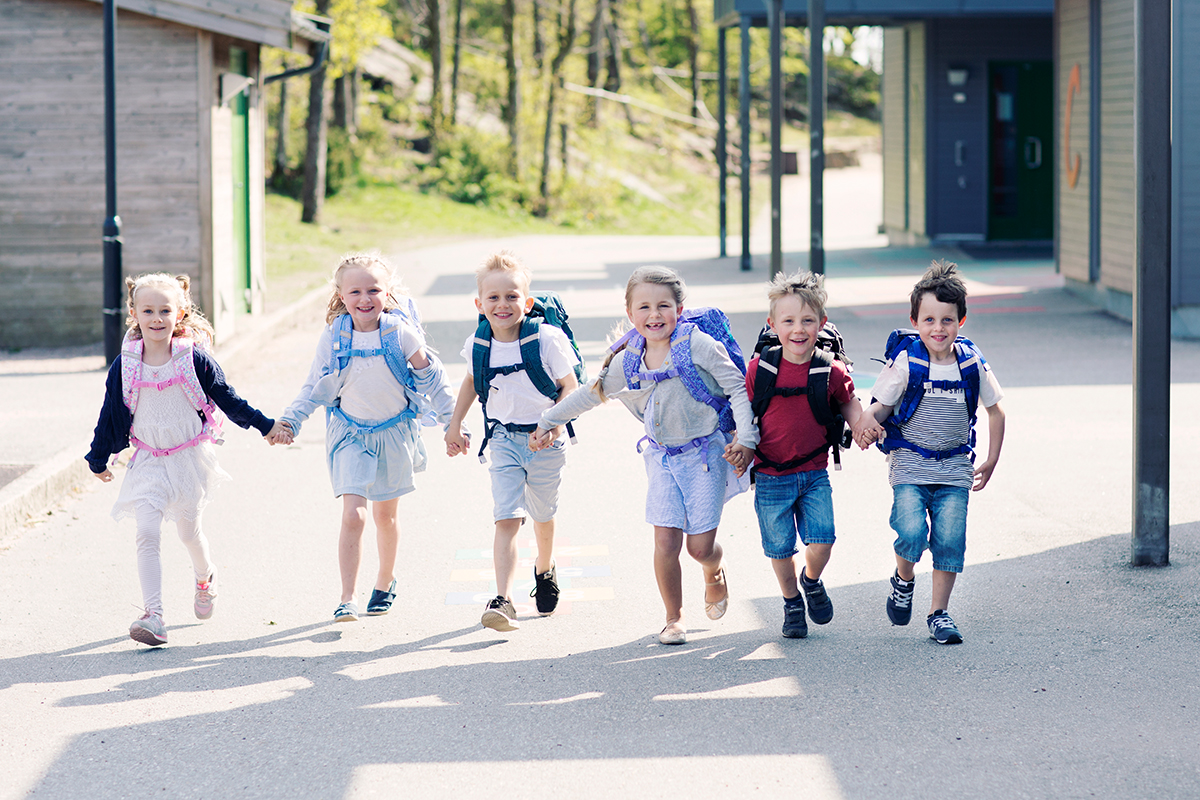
[79,0,318,51]
[715,0,1054,27]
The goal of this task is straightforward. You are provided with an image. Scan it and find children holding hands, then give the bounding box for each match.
[444,252,579,632]
[853,260,1005,644]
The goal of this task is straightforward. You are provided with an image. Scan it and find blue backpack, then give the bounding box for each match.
[609,307,746,434]
[874,329,985,461]
[471,291,587,460]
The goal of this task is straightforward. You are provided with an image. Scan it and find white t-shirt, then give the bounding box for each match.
[339,325,425,421]
[460,324,579,426]
[872,350,1003,488]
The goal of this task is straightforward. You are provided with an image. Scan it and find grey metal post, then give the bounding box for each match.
[808,0,825,275]
[718,26,728,258]
[769,0,783,277]
[102,0,123,365]
[1132,0,1171,566]
[739,15,752,271]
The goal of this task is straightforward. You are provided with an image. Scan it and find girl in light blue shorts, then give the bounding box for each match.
[535,266,758,645]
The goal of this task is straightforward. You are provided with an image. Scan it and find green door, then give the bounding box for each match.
[230,48,252,312]
[988,61,1054,240]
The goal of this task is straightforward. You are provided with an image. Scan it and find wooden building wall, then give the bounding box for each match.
[882,27,908,235]
[1056,0,1092,285]
[907,23,927,238]
[1,0,203,348]
[1174,0,1200,307]
[1098,0,1134,296]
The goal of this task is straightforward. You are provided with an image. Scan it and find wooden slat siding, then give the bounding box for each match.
[209,38,236,338]
[882,27,908,232]
[197,30,215,327]
[1099,0,1134,295]
[1057,0,1091,282]
[76,0,297,49]
[1175,1,1200,306]
[0,0,201,348]
[907,22,926,237]
[247,45,267,314]
[925,17,1053,240]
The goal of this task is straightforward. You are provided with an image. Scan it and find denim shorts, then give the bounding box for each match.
[890,483,969,573]
[643,430,740,535]
[753,469,836,559]
[488,427,567,523]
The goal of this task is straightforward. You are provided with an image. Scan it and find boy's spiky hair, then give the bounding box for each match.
[476,250,532,293]
[768,270,827,319]
[910,259,968,321]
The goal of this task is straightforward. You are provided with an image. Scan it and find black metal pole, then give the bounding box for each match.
[769,0,782,277]
[808,0,825,275]
[739,15,752,271]
[718,26,728,259]
[102,0,123,365]
[1132,0,1171,566]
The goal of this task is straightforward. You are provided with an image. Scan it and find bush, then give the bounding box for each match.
[419,130,527,208]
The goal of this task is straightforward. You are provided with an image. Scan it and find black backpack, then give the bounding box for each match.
[749,321,854,477]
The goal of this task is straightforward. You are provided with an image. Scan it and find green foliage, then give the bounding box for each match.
[419,130,527,208]
[295,0,392,78]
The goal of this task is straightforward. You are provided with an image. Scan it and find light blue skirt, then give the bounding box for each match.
[325,408,427,501]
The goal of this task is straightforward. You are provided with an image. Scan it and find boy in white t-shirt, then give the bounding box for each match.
[445,251,579,633]
[855,260,1006,644]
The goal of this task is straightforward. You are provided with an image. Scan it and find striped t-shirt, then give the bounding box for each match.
[872,350,1003,488]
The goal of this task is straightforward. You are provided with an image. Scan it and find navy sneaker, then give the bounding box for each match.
[530,564,560,616]
[886,571,915,626]
[333,601,359,622]
[927,610,963,644]
[800,573,833,625]
[782,595,808,639]
[366,579,397,616]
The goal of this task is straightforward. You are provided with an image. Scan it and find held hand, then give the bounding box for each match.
[724,443,754,477]
[266,420,294,446]
[528,426,555,451]
[972,458,998,491]
[444,427,470,457]
[94,468,113,483]
[852,420,883,450]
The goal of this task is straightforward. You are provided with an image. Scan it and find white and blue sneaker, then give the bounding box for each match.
[927,609,963,644]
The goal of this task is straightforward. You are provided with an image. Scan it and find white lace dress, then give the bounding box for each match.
[111,360,230,522]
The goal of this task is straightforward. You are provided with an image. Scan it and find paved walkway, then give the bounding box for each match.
[3,168,1200,798]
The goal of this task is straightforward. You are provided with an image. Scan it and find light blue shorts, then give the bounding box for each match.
[488,427,567,523]
[326,409,426,501]
[643,430,745,535]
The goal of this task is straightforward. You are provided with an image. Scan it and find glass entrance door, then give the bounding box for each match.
[988,61,1054,240]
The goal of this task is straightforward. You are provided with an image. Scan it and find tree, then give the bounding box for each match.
[685,0,699,118]
[539,0,579,202]
[450,0,464,125]
[428,0,444,142]
[300,0,332,223]
[502,0,520,176]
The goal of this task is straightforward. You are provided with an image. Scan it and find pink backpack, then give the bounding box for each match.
[120,333,223,460]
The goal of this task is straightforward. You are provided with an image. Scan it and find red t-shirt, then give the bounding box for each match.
[745,355,855,475]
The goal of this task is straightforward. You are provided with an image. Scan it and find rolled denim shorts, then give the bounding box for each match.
[753,468,835,559]
[889,483,969,573]
[488,427,567,523]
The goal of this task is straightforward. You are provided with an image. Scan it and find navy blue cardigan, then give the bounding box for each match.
[86,350,275,474]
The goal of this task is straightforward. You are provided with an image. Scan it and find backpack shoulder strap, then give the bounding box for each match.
[806,348,836,427]
[893,335,930,426]
[519,319,558,398]
[331,314,354,373]
[121,334,143,412]
[171,338,212,414]
[472,318,493,403]
[954,337,984,421]
[750,347,783,424]
[377,311,415,391]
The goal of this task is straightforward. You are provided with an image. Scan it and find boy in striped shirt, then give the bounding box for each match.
[856,261,1006,644]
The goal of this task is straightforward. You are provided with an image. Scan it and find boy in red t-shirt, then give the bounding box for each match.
[740,272,877,639]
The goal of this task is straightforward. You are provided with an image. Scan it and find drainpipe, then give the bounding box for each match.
[264,14,331,85]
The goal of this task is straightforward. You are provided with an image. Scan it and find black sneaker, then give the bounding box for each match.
[481,595,520,632]
[927,610,963,644]
[530,564,560,616]
[886,571,915,626]
[366,579,397,616]
[800,573,833,625]
[782,595,808,639]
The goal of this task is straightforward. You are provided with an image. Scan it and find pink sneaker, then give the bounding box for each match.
[194,570,217,620]
[129,612,167,646]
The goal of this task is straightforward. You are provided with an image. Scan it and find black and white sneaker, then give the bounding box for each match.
[800,573,833,625]
[927,609,963,644]
[782,595,808,639]
[886,571,915,626]
[481,596,520,631]
[530,564,560,616]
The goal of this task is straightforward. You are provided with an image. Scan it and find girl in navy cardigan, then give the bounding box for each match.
[86,273,287,646]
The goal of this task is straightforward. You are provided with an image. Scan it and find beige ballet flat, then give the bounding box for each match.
[705,567,729,620]
[659,621,687,645]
